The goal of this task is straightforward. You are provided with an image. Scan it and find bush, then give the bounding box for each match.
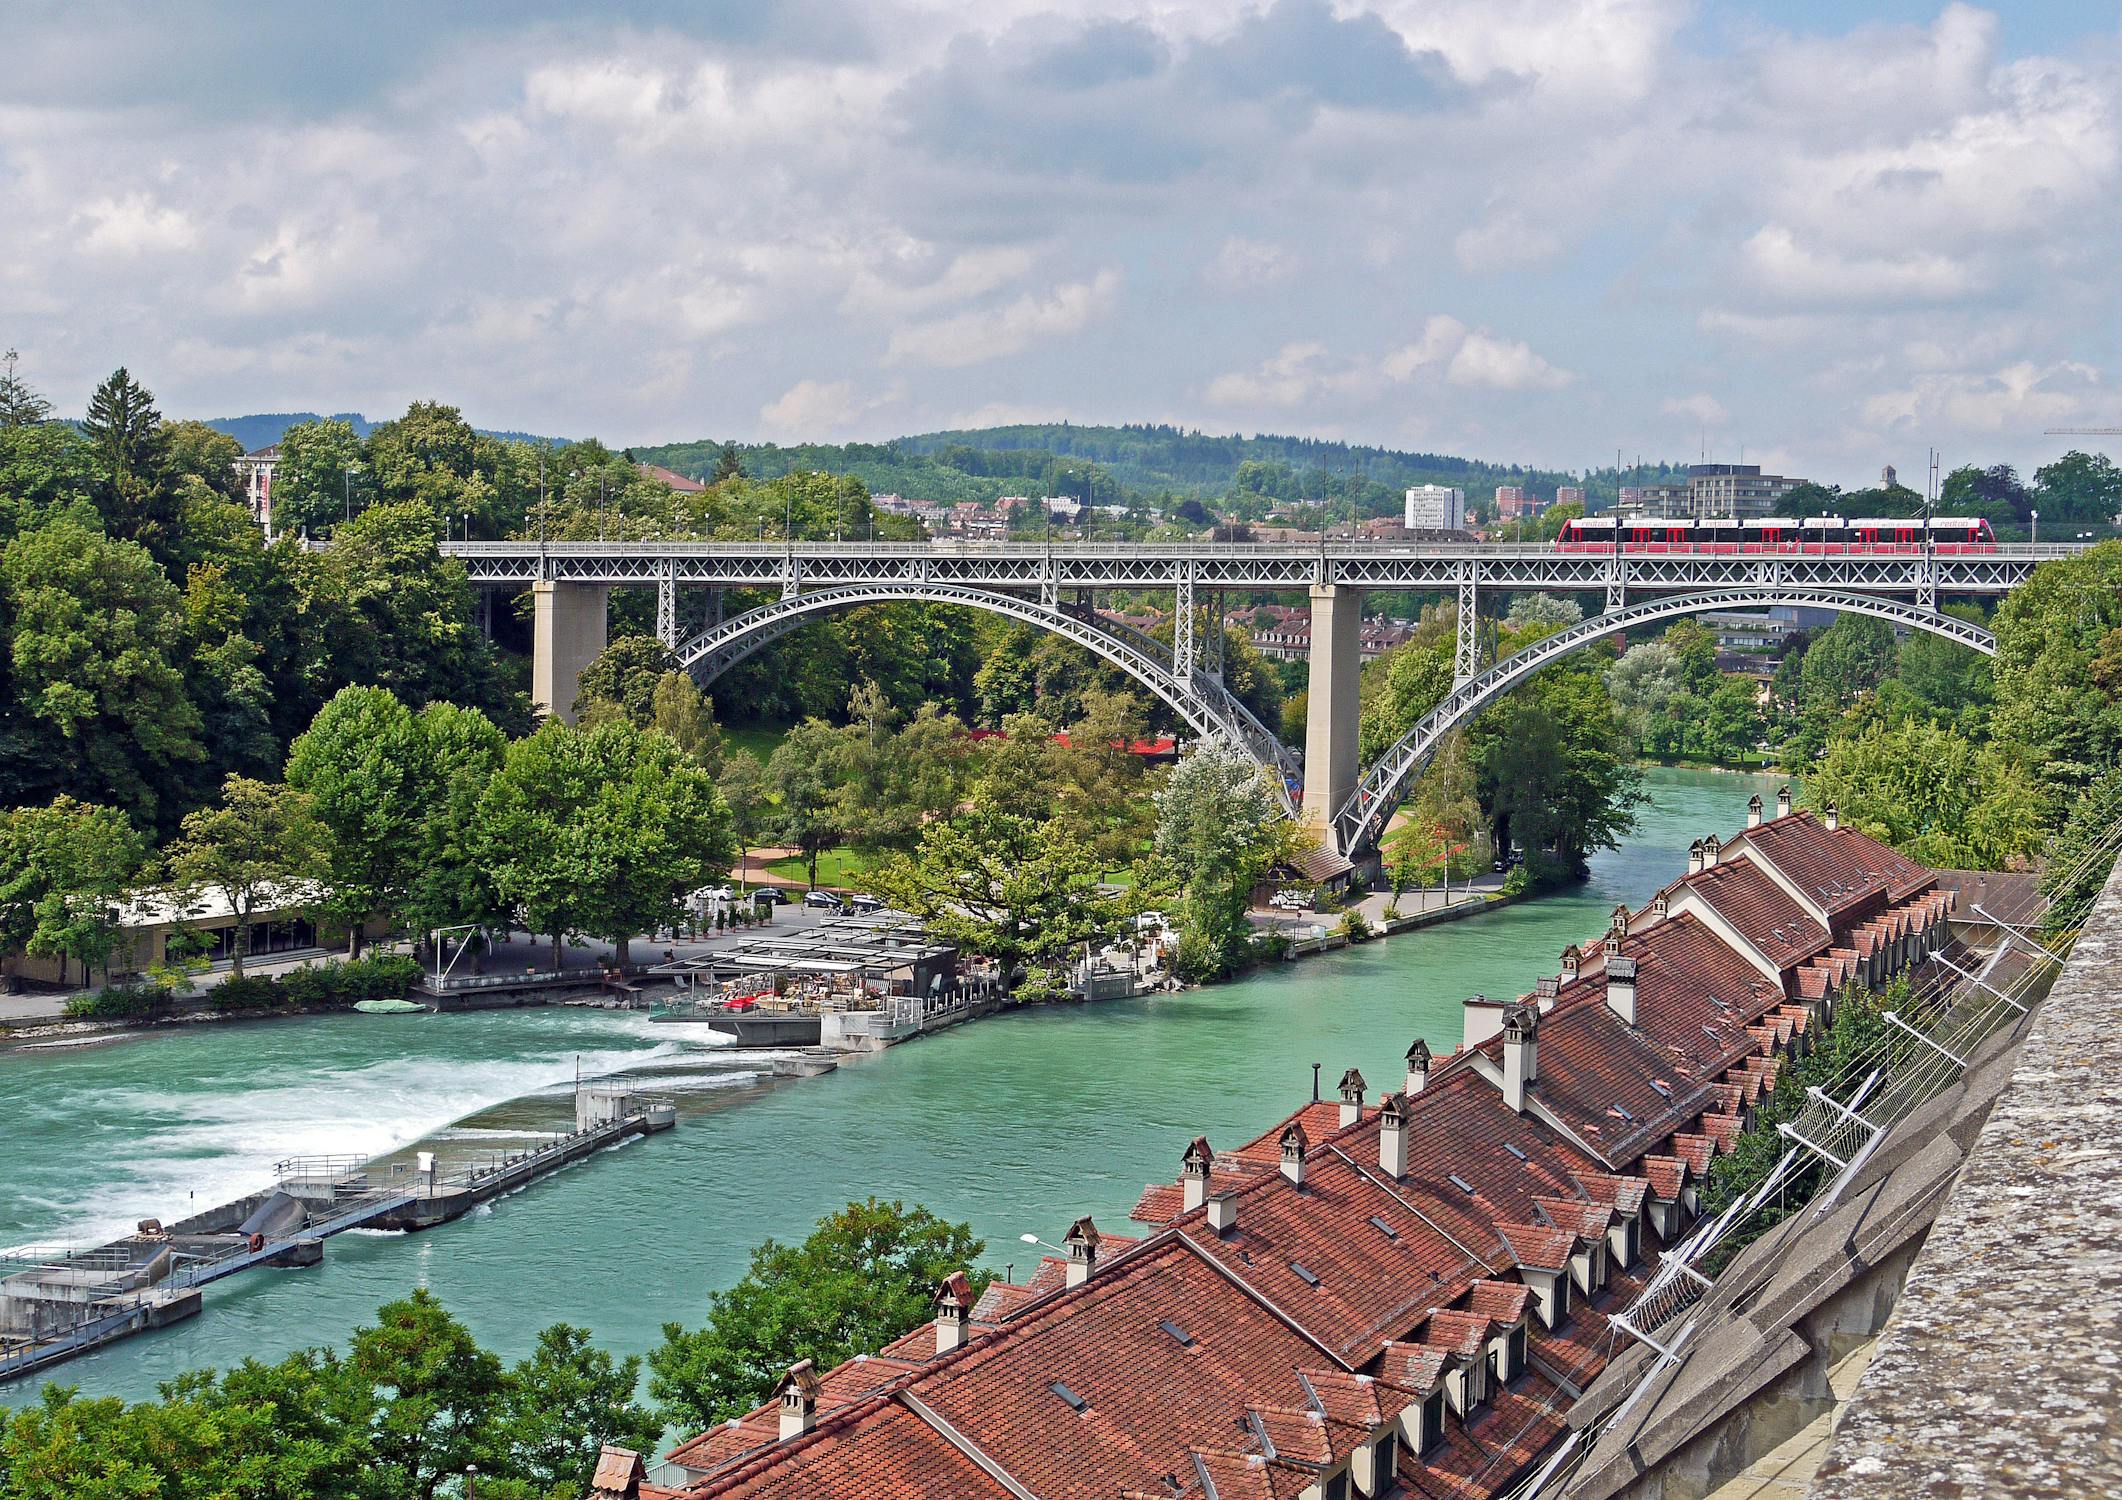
[63,983,169,1019]
[1337,910,1374,943]
[209,954,423,1012]
[1500,865,1534,897]
[210,975,284,1011]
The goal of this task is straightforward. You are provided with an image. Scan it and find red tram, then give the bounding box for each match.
[1551,515,1995,555]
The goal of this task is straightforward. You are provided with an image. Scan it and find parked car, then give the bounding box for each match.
[697,885,735,904]
[803,890,845,911]
[848,893,885,914]
[751,887,790,905]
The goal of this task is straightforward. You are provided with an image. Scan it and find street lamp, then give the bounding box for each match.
[1019,1232,1067,1255]
[2031,509,2039,545]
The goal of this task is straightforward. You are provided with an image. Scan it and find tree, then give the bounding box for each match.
[0,797,147,985]
[1468,663,1643,880]
[1940,463,2030,528]
[1990,541,2122,818]
[716,751,772,888]
[713,442,745,482]
[872,807,1123,996]
[491,1324,660,1494]
[1383,731,1481,893]
[272,417,369,536]
[650,671,722,769]
[649,1199,989,1433]
[1770,479,1842,519]
[2032,450,2122,528]
[1607,641,1683,749]
[286,687,434,956]
[764,718,845,889]
[79,367,171,549]
[402,702,509,943]
[0,348,52,427]
[164,776,321,977]
[1153,738,1286,979]
[1805,720,2044,870]
[349,1288,505,1500]
[1358,638,1452,762]
[1503,593,1583,631]
[575,634,679,726]
[1789,614,1896,760]
[0,514,204,827]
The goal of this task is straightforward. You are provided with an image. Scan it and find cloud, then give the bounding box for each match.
[1202,236,1297,290]
[1445,330,1576,390]
[1859,359,2103,437]
[1382,317,1468,380]
[77,194,198,257]
[759,377,899,441]
[1662,393,1729,427]
[1205,341,1339,407]
[885,269,1121,368]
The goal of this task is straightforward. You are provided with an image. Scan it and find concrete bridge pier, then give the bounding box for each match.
[531,579,608,723]
[1302,584,1364,851]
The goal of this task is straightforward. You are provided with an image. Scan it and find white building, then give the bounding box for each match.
[1404,484,1465,529]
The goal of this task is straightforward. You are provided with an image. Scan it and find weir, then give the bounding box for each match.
[0,1082,676,1386]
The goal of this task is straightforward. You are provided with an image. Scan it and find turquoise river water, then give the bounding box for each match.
[0,767,1778,1402]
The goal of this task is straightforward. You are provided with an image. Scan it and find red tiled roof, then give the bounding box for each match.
[666,1353,921,1471]
[676,1397,1006,1499]
[1251,1406,1333,1465]
[1376,1341,1452,1396]
[1467,1279,1534,1324]
[1742,812,1928,921]
[1191,1448,1313,1500]
[1639,1156,1686,1202]
[1684,856,1831,973]
[1494,1223,1571,1272]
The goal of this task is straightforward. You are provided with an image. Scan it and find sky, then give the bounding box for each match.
[2,0,2119,486]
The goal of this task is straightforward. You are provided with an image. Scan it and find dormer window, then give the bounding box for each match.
[1324,1469,1351,1500]
[1418,1390,1446,1452]
[1362,1431,1399,1498]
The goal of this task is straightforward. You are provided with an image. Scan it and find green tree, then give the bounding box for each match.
[2032,449,2122,528]
[1940,463,2030,528]
[716,750,772,886]
[870,807,1124,997]
[0,797,148,985]
[287,687,434,957]
[349,1288,504,1500]
[0,348,52,427]
[713,441,744,482]
[1807,720,2044,869]
[648,1199,989,1433]
[1788,614,1896,761]
[575,634,679,726]
[763,718,845,888]
[0,514,204,826]
[79,367,175,551]
[1153,738,1286,980]
[1607,641,1683,750]
[650,671,722,769]
[164,776,322,977]
[1468,662,1643,880]
[492,1324,660,1495]
[402,702,510,942]
[272,417,370,537]
[1990,542,2122,818]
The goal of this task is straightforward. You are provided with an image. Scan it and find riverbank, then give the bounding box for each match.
[0,766,1781,1401]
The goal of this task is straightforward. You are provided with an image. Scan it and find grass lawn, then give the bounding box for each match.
[760,846,877,889]
[722,723,791,767]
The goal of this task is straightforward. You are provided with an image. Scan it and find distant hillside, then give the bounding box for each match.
[634,423,1683,515]
[200,412,567,451]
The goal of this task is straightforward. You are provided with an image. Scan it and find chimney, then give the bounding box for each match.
[1534,975,1560,1010]
[1279,1121,1308,1188]
[1746,793,1764,829]
[1404,1038,1432,1095]
[933,1271,972,1354]
[1181,1137,1213,1213]
[1776,784,1792,818]
[1823,802,1839,831]
[1379,1091,1409,1178]
[1704,833,1723,865]
[1502,1004,1539,1113]
[1063,1216,1099,1286]
[1610,903,1631,937]
[1651,890,1669,919]
[1687,839,1706,875]
[777,1360,821,1440]
[1338,1067,1368,1128]
[1560,944,1582,981]
[1606,954,1638,1026]
[1207,1190,1238,1235]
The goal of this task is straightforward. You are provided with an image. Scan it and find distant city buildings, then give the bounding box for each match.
[1617,464,1802,521]
[1230,604,1413,662]
[1404,484,1465,530]
[1555,485,1586,508]
[1494,484,1531,519]
[636,462,704,494]
[235,445,279,536]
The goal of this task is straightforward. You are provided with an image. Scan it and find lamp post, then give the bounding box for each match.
[2031,509,2039,545]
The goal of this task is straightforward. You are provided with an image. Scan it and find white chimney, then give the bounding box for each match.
[1704,833,1723,865]
[1379,1091,1409,1179]
[1180,1137,1212,1214]
[1534,975,1560,1011]
[1207,1190,1238,1235]
[933,1272,972,1354]
[1502,1005,1539,1114]
[1687,839,1706,875]
[1746,794,1764,829]
[1279,1122,1308,1188]
[778,1360,820,1440]
[1063,1216,1099,1286]
[1560,944,1582,981]
[1404,1038,1432,1096]
[1776,785,1792,819]
[1824,803,1839,831]
[1338,1068,1367,1128]
[1606,955,1638,1027]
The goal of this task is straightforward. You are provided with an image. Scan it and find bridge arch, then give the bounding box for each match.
[1335,590,1996,855]
[675,582,1299,810]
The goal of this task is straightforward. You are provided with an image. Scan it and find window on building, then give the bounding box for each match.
[1421,1391,1446,1453]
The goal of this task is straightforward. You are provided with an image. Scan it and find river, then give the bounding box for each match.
[0,766,1779,1402]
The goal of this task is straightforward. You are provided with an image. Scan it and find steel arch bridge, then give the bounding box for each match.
[673,582,1301,812]
[1331,590,1999,855]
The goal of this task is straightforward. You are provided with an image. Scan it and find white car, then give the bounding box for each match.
[697,885,735,904]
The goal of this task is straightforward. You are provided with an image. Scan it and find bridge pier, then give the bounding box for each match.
[530,579,608,724]
[1302,584,1364,851]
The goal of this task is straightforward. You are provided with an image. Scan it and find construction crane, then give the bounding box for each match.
[2044,428,2122,435]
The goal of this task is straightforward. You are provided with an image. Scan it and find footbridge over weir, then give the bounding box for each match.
[444,539,2077,854]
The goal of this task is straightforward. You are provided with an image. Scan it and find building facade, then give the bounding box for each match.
[1404,485,1465,530]
[1617,464,1802,521]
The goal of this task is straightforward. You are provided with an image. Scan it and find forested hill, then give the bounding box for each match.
[633,423,1676,514]
[200,412,565,450]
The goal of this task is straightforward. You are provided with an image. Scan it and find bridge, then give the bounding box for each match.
[443,539,2078,855]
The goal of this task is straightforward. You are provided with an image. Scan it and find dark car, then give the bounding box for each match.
[803,890,845,911]
[751,887,791,905]
[848,894,885,914]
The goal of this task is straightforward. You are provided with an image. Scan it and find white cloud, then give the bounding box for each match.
[758,378,900,441]
[77,193,197,257]
[1382,316,1468,380]
[885,269,1122,368]
[1662,393,1729,427]
[1445,330,1576,390]
[1859,359,2103,437]
[1739,225,1980,306]
[1205,341,1337,407]
[844,246,1038,317]
[1202,236,1297,290]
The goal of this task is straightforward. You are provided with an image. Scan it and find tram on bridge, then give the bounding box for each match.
[1552,515,1996,555]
